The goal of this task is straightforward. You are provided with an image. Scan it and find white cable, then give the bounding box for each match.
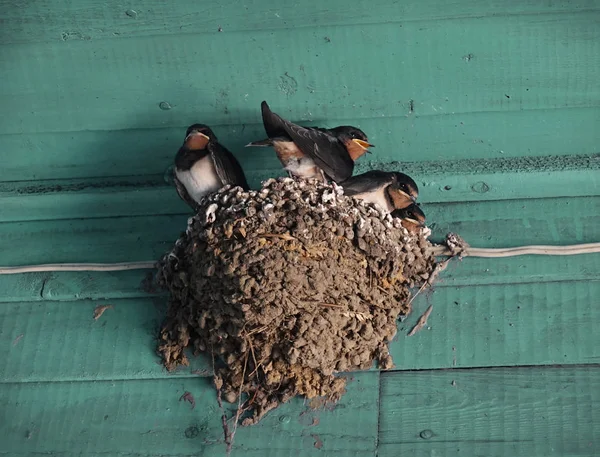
[0,242,599,274]
[0,262,156,275]
[430,242,600,258]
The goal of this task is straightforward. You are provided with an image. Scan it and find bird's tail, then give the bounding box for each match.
[245,138,273,147]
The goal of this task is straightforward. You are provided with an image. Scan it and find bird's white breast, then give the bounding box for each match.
[352,188,393,212]
[285,157,321,179]
[175,156,221,204]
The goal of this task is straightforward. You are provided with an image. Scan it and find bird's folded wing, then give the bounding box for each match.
[210,143,250,190]
[261,101,354,182]
[174,175,199,209]
[284,122,354,182]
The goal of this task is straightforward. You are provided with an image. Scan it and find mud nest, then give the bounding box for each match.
[157,177,437,425]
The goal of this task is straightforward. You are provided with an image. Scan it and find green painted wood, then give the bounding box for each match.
[433,254,600,287]
[0,270,157,303]
[427,197,600,248]
[3,0,597,45]
[0,372,379,456]
[0,214,187,265]
[1,250,599,303]
[0,297,178,382]
[1,196,597,266]
[1,110,599,182]
[2,13,599,135]
[392,280,600,370]
[0,272,50,302]
[2,249,599,305]
[0,195,597,303]
[378,366,600,457]
[1,1,598,455]
[2,155,599,223]
[3,281,598,382]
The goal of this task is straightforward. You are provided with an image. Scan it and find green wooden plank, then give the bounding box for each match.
[0,297,206,382]
[378,366,600,457]
[0,373,379,456]
[0,270,158,303]
[0,123,264,181]
[39,270,160,301]
[435,254,600,287]
[360,154,600,204]
[0,196,597,302]
[1,180,192,223]
[2,281,599,382]
[1,154,599,223]
[1,196,597,266]
[425,196,600,248]
[0,109,598,182]
[1,249,599,303]
[0,272,49,302]
[2,0,597,44]
[0,214,187,265]
[8,296,189,379]
[2,13,599,134]
[393,280,600,370]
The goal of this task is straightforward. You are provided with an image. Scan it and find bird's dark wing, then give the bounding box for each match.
[261,102,353,182]
[261,101,290,139]
[209,142,250,190]
[339,171,395,196]
[174,175,200,212]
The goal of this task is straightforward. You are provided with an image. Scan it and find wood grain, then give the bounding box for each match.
[2,0,598,44]
[0,372,379,456]
[1,154,599,223]
[1,13,599,134]
[1,250,599,303]
[0,214,187,265]
[2,281,599,382]
[1,196,597,265]
[378,366,600,456]
[0,108,598,182]
[1,2,598,455]
[0,195,597,304]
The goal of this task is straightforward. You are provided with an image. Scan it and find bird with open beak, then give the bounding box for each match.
[173,124,249,210]
[246,101,374,183]
[390,203,427,234]
[340,170,419,212]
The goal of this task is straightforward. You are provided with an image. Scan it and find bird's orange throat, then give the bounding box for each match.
[185,133,210,150]
[344,140,369,161]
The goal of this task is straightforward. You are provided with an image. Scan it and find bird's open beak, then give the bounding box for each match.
[352,139,374,152]
[185,132,210,149]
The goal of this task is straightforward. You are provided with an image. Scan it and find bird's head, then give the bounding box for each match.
[330,126,374,160]
[387,172,419,209]
[391,203,426,233]
[183,124,216,150]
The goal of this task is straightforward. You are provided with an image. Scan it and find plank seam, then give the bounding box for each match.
[2,363,598,385]
[375,371,383,457]
[380,362,600,377]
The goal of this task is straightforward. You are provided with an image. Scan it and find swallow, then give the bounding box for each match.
[173,124,249,210]
[341,170,419,212]
[245,101,373,183]
[391,203,426,234]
